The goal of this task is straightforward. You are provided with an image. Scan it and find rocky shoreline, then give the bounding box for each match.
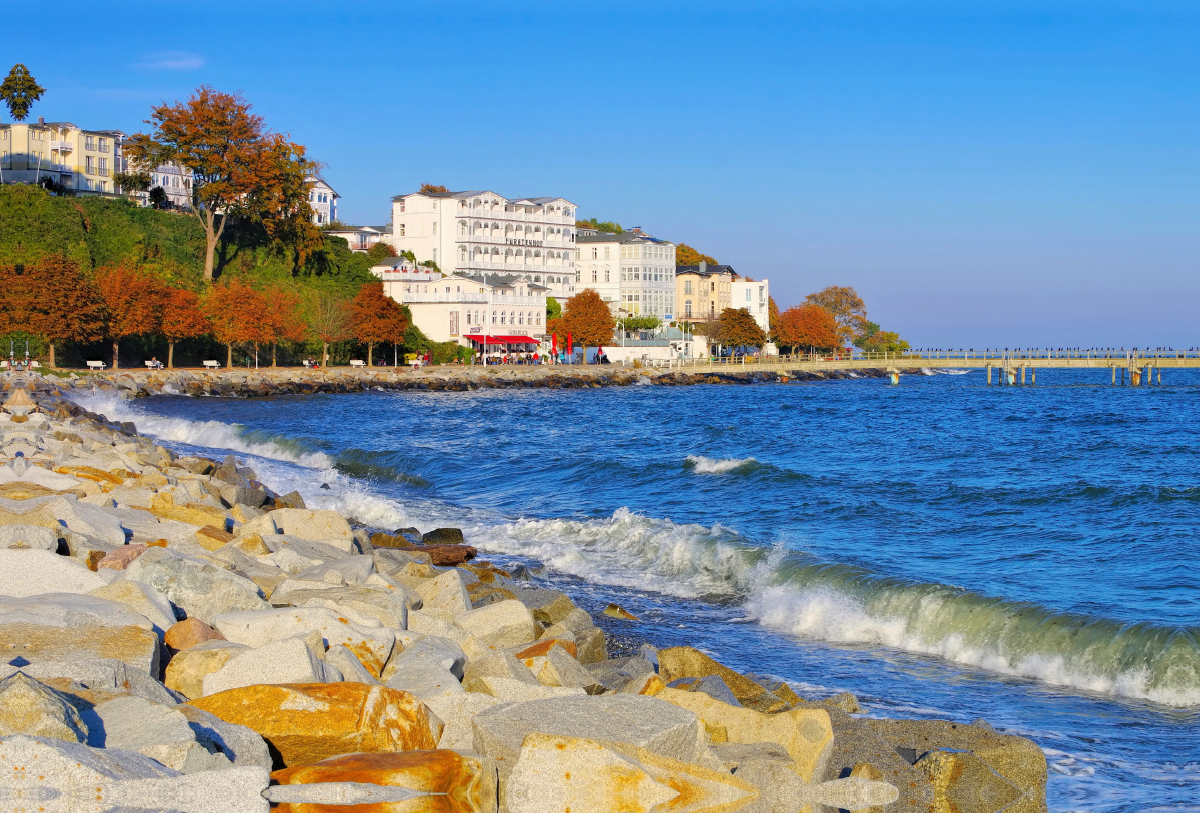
[67,365,895,399]
[0,373,1047,813]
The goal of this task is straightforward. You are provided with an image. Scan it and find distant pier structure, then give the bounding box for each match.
[675,349,1196,386]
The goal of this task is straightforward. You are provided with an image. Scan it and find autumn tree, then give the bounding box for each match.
[419,183,450,194]
[0,64,45,121]
[201,279,271,367]
[160,289,209,368]
[575,217,622,234]
[558,289,614,364]
[804,286,867,346]
[124,86,321,281]
[97,263,167,369]
[675,244,718,266]
[350,282,408,366]
[714,308,767,350]
[19,256,105,368]
[303,288,353,368]
[767,296,779,340]
[775,304,840,353]
[262,285,308,367]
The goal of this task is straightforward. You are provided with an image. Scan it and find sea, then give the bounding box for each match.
[74,369,1200,811]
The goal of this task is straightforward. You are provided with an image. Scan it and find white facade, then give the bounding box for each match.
[382,269,548,347]
[370,257,433,302]
[307,177,339,225]
[390,190,577,303]
[131,162,194,210]
[328,225,387,252]
[731,278,771,334]
[575,228,676,319]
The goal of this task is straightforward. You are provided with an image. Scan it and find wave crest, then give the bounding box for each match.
[684,455,759,475]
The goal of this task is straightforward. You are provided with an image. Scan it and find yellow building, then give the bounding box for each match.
[675,261,738,323]
[0,115,123,196]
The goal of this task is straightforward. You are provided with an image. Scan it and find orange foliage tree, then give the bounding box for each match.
[262,285,308,367]
[714,307,768,350]
[775,303,840,353]
[161,289,209,368]
[803,286,867,346]
[200,279,271,367]
[125,86,321,281]
[19,256,105,368]
[350,282,408,366]
[97,263,167,369]
[558,289,614,364]
[675,244,718,266]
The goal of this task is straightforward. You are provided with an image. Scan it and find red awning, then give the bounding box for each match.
[467,335,538,346]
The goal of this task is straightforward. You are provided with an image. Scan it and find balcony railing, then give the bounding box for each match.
[403,293,488,304]
[49,140,73,152]
[491,294,545,305]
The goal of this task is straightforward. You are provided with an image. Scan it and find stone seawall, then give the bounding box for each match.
[67,365,891,399]
[0,374,1046,813]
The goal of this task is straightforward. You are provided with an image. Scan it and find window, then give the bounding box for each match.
[592,268,598,283]
[603,247,610,259]
[432,222,437,235]
[684,280,693,295]
[98,138,109,152]
[433,248,437,262]
[711,281,716,292]
[746,289,751,302]
[399,200,406,212]
[685,301,693,317]
[604,269,610,282]
[433,201,438,209]
[0,151,7,164]
[492,311,497,324]
[98,157,108,176]
[85,136,95,150]
[85,155,95,174]
[591,247,598,259]
[450,311,459,336]
[398,224,405,237]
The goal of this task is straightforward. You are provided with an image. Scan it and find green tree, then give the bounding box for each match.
[148,187,170,209]
[302,288,353,368]
[366,241,398,263]
[575,217,622,234]
[113,171,152,199]
[0,64,45,121]
[854,321,909,354]
[546,296,562,322]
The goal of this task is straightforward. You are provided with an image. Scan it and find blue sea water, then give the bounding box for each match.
[76,369,1200,810]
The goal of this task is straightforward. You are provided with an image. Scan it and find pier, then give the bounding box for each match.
[654,349,1200,385]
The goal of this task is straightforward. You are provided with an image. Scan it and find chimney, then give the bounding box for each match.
[698,261,707,273]
[38,116,44,125]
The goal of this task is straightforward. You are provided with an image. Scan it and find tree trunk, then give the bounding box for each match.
[47,343,56,369]
[198,207,227,282]
[582,345,588,365]
[367,342,373,366]
[168,342,174,369]
[322,342,329,369]
[272,343,277,368]
[112,339,119,370]
[226,344,232,368]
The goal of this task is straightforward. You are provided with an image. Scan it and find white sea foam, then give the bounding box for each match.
[71,391,333,468]
[684,455,757,474]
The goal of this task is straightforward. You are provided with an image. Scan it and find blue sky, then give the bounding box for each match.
[5,0,1197,345]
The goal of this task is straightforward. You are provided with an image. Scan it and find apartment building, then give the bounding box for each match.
[0,116,122,195]
[307,177,339,225]
[369,256,435,302]
[731,278,771,334]
[392,272,549,348]
[575,228,677,319]
[327,225,388,252]
[390,189,577,303]
[675,262,739,322]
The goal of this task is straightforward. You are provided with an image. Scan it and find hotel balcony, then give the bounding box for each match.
[49,140,73,152]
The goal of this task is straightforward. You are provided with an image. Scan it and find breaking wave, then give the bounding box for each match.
[683,455,760,475]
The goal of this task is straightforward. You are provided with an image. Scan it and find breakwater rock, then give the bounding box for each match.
[65,365,890,399]
[0,374,1046,812]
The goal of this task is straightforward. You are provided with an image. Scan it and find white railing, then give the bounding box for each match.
[403,293,488,304]
[50,140,73,152]
[491,294,545,306]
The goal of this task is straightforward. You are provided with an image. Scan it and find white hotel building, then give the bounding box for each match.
[575,228,676,319]
[389,190,578,301]
[731,278,772,334]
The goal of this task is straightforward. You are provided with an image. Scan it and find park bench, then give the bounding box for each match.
[202,360,221,369]
[86,360,106,370]
[349,359,366,368]
[144,360,163,369]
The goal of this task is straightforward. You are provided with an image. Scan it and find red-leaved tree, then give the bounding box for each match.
[262,284,308,367]
[200,279,271,367]
[775,303,840,353]
[97,263,166,369]
[350,282,408,366]
[161,289,209,368]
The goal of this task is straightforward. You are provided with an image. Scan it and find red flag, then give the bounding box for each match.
[567,333,573,356]
[552,333,558,355]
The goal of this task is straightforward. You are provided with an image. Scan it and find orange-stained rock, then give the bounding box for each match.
[195,525,235,551]
[96,544,148,571]
[54,465,125,485]
[164,617,224,651]
[188,682,440,768]
[271,750,498,813]
[513,638,577,660]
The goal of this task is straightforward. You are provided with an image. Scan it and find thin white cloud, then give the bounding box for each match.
[134,51,205,71]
